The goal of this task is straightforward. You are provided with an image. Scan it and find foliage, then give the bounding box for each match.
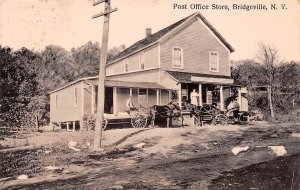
[0,42,125,128]
[232,45,300,120]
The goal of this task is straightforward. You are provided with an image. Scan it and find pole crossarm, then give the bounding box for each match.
[92,8,117,19]
[93,0,106,6]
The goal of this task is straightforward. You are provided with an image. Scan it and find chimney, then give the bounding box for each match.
[145,28,152,38]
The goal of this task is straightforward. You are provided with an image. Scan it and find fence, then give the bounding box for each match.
[0,126,39,134]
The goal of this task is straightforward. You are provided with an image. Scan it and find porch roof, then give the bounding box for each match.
[165,71,235,85]
[85,79,169,90]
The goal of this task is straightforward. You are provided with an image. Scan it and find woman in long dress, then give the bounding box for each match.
[190,89,199,106]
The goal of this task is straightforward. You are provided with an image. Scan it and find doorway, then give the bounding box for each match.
[104,87,113,113]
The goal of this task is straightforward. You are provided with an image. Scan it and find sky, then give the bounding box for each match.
[0,0,299,61]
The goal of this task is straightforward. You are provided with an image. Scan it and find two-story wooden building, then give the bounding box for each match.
[49,12,247,130]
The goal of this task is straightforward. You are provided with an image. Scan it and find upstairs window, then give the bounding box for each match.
[106,66,113,75]
[124,60,129,72]
[74,87,78,107]
[209,51,219,72]
[172,47,183,68]
[140,52,145,70]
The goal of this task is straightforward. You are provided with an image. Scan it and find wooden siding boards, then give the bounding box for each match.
[106,68,160,83]
[50,82,83,123]
[106,45,159,75]
[160,18,230,77]
[83,85,92,115]
[144,46,159,69]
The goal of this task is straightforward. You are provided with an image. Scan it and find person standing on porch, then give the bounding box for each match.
[190,89,199,106]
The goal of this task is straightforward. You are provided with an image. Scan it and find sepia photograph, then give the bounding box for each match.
[1,0,300,189]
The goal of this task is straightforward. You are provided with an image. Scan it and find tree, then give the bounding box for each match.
[256,43,281,118]
[0,47,39,127]
[71,41,101,78]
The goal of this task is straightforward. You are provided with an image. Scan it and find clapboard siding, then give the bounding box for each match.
[106,45,159,75]
[160,18,230,76]
[106,68,160,83]
[50,82,83,123]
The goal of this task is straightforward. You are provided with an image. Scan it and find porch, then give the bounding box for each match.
[165,71,248,111]
[83,79,173,116]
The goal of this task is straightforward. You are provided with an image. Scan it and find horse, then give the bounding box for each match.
[149,101,182,127]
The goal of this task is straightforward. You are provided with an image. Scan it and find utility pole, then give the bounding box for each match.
[92,0,117,150]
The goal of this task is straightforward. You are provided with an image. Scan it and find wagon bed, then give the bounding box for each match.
[86,110,149,131]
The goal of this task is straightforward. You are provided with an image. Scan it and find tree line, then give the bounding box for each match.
[0,42,125,127]
[0,42,299,127]
[232,43,300,121]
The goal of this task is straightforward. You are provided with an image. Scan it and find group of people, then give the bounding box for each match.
[189,89,240,118]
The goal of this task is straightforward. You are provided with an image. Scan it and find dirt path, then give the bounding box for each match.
[1,123,300,189]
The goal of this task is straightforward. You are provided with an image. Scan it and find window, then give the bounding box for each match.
[138,89,147,102]
[74,87,78,107]
[55,94,58,109]
[124,60,128,72]
[209,51,219,72]
[106,66,113,75]
[172,47,183,68]
[140,52,145,70]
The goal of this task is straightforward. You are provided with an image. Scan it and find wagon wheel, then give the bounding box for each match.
[131,114,148,128]
[102,118,108,131]
[171,114,184,127]
[239,113,249,125]
[87,117,108,131]
[213,114,228,126]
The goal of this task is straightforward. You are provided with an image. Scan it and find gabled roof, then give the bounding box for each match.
[48,76,98,94]
[108,12,234,65]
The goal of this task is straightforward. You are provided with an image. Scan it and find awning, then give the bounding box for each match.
[85,79,170,90]
[166,71,234,85]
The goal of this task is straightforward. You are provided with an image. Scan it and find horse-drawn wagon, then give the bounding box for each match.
[85,102,184,130]
[185,103,250,126]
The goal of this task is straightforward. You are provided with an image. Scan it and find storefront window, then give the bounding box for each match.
[138,89,147,102]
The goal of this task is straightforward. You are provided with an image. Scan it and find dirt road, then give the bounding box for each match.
[1,123,300,189]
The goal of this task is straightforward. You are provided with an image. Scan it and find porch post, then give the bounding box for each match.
[113,87,117,115]
[156,89,160,105]
[66,122,70,132]
[58,122,62,131]
[198,83,203,107]
[81,82,84,115]
[91,85,94,114]
[238,87,242,108]
[220,85,224,111]
[73,121,76,132]
[178,83,182,109]
[129,88,132,96]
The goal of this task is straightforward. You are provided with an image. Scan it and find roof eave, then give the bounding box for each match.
[48,76,98,94]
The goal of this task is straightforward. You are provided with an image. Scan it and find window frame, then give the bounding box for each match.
[124,59,129,73]
[106,66,113,76]
[209,51,220,72]
[55,94,58,110]
[74,87,78,107]
[172,47,183,69]
[138,88,148,102]
[139,52,145,70]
